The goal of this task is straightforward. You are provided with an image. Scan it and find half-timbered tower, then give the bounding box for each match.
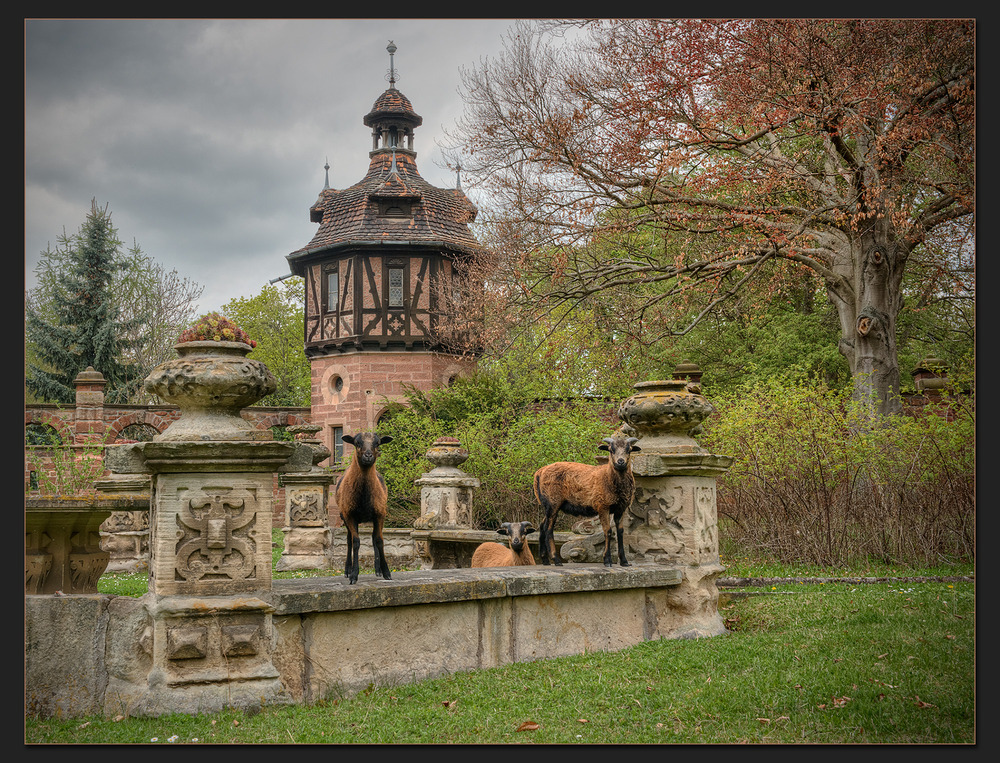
[284,42,480,464]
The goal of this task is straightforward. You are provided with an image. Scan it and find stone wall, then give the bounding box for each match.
[26,564,721,718]
[24,367,311,524]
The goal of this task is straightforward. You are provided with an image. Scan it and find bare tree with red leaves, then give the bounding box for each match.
[445,19,974,416]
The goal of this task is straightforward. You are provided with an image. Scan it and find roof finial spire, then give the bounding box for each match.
[386,40,397,88]
[456,161,462,189]
[324,156,330,189]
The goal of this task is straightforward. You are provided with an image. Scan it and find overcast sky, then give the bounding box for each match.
[24,18,522,315]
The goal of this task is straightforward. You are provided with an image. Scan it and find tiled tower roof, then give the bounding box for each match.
[364,88,423,128]
[286,82,480,271]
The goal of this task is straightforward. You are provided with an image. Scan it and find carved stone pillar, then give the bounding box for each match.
[97,475,151,573]
[99,339,301,715]
[412,437,480,569]
[276,424,335,572]
[560,371,733,638]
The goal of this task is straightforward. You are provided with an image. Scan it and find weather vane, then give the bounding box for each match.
[386,40,398,87]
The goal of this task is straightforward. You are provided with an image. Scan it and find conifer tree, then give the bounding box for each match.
[26,200,144,403]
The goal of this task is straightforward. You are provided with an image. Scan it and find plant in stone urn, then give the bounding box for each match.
[143,313,276,441]
[176,312,258,347]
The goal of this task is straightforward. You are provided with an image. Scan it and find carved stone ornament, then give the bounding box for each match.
[424,437,470,472]
[143,341,277,441]
[618,379,715,454]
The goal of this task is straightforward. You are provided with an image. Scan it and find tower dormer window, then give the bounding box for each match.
[377,200,412,217]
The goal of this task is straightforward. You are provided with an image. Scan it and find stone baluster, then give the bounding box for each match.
[412,437,480,568]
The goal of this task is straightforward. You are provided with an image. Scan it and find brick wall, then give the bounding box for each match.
[310,349,476,461]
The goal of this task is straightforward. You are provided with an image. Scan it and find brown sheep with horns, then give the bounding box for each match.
[335,432,393,584]
[533,435,641,567]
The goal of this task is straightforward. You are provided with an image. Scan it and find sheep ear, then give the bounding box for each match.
[598,440,611,451]
[377,435,393,446]
[342,434,355,446]
[626,437,641,451]
[497,524,511,535]
[523,523,536,534]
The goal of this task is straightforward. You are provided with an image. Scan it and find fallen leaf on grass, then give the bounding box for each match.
[77,722,90,729]
[577,718,589,724]
[757,717,771,724]
[442,699,458,710]
[915,696,937,708]
[819,696,851,709]
[868,678,896,689]
[517,721,540,732]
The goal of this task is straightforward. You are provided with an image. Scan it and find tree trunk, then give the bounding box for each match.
[830,220,905,417]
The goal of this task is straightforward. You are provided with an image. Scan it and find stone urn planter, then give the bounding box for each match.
[287,423,332,466]
[143,341,277,441]
[618,378,715,454]
[423,437,470,475]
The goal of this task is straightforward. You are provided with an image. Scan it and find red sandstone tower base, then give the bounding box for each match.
[311,350,476,461]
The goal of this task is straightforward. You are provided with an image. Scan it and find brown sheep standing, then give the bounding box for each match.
[335,432,393,584]
[533,435,641,567]
[471,521,537,567]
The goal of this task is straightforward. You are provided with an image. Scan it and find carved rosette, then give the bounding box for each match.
[143,341,277,441]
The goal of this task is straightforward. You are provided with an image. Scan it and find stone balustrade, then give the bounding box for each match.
[26,357,733,718]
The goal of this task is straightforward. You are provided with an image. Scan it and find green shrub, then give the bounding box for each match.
[376,374,619,529]
[701,376,975,567]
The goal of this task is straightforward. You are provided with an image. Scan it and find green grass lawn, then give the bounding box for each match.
[26,570,974,744]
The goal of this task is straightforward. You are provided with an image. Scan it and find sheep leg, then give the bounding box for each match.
[613,510,629,567]
[535,495,554,565]
[350,530,362,584]
[344,519,360,584]
[372,518,391,580]
[343,519,355,581]
[541,506,562,566]
[599,511,614,567]
[538,521,550,565]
